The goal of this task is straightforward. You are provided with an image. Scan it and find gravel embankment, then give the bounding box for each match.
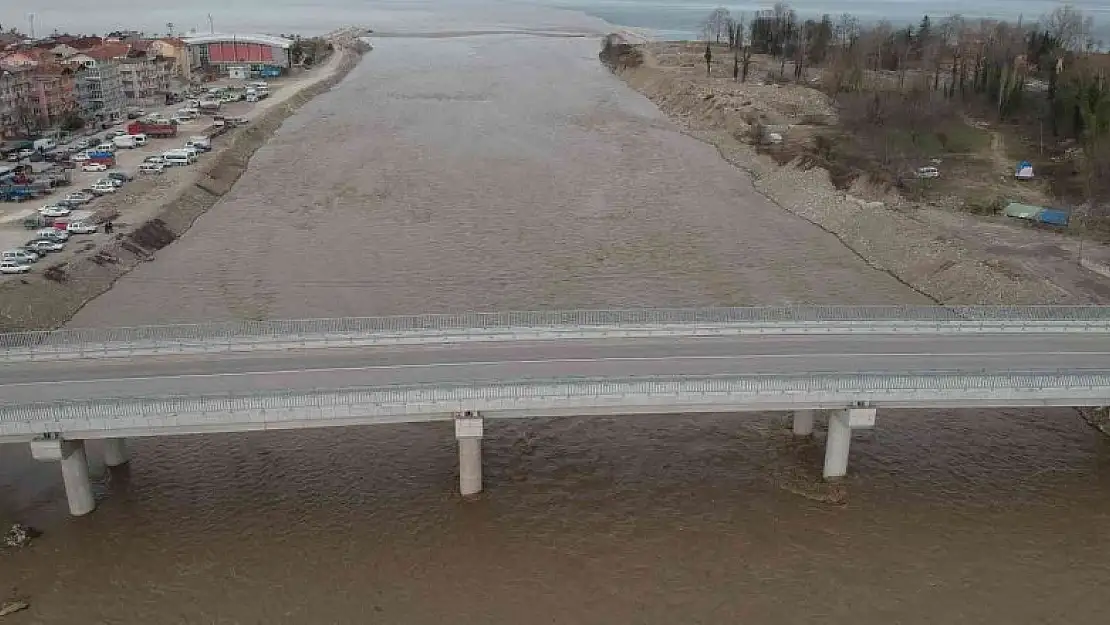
[616,44,1088,305]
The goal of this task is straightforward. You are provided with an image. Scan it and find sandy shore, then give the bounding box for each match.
[609,41,1110,305]
[0,30,370,332]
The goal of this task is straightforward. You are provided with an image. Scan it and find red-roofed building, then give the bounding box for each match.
[84,43,130,62]
[0,50,44,70]
[70,36,104,51]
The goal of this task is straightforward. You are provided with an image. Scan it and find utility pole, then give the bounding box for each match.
[27,13,35,39]
[207,14,215,35]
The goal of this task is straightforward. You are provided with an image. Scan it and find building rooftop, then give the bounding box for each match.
[84,43,131,61]
[182,33,294,49]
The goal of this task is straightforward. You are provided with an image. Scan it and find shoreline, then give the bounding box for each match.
[605,40,1110,306]
[0,30,371,333]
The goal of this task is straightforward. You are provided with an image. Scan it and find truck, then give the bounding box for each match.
[33,138,56,152]
[198,99,222,113]
[127,120,177,138]
[187,135,212,151]
[86,151,116,167]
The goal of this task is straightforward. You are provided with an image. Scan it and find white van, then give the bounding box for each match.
[95,142,115,153]
[113,135,136,149]
[178,145,200,160]
[130,133,147,146]
[162,151,193,166]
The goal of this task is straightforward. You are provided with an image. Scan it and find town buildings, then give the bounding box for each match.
[0,29,280,139]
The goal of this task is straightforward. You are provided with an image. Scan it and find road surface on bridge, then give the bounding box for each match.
[5,334,1109,405]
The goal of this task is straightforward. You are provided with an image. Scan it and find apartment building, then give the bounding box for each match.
[0,68,32,139]
[150,38,191,82]
[119,56,169,107]
[29,65,77,127]
[66,51,125,123]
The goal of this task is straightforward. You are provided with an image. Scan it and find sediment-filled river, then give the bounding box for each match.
[3,2,1109,622]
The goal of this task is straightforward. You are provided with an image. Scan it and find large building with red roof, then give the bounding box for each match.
[183,33,293,78]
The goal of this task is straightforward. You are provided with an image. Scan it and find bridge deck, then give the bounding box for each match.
[3,334,1110,441]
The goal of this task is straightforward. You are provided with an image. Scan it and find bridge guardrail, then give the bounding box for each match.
[4,370,1110,436]
[4,305,1110,361]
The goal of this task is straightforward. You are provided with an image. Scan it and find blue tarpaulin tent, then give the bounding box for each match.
[1015,160,1034,179]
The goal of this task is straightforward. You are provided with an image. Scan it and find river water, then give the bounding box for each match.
[3,2,1110,623]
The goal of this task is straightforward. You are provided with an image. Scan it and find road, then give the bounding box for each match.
[4,334,1110,405]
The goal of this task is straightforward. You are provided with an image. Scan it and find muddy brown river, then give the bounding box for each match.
[3,3,1110,623]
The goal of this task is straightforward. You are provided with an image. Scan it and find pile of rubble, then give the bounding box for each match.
[3,523,39,549]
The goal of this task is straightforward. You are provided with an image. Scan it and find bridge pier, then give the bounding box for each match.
[455,412,484,496]
[792,409,816,436]
[102,438,130,467]
[29,437,96,516]
[823,408,877,479]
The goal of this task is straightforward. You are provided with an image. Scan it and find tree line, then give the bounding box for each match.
[702,2,1110,213]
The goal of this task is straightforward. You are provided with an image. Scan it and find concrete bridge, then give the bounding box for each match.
[3,306,1110,516]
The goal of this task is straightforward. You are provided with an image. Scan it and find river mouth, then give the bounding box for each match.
[3,4,1109,624]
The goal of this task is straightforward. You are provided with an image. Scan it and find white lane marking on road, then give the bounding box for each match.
[3,351,1108,388]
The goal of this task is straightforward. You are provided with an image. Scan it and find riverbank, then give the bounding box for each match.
[605,40,1110,305]
[0,29,370,332]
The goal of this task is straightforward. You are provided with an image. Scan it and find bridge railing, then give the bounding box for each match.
[3,369,1110,437]
[4,305,1110,360]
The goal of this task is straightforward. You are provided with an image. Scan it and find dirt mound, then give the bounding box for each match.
[599,34,644,70]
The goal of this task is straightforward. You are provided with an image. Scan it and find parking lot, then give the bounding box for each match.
[0,77,292,277]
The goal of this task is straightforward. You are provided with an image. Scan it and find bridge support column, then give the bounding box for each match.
[823,408,877,480]
[455,412,484,497]
[29,437,95,516]
[102,438,130,467]
[792,409,816,436]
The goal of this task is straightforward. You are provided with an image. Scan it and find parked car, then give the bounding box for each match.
[73,138,91,150]
[0,260,32,274]
[82,162,108,172]
[90,181,117,194]
[37,228,69,242]
[138,162,165,175]
[1,249,40,264]
[60,191,93,205]
[38,205,71,218]
[66,220,98,234]
[71,152,90,163]
[106,171,132,183]
[25,239,64,253]
[143,155,165,165]
[17,149,35,159]
[98,177,123,188]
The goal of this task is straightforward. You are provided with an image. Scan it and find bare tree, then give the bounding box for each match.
[10,104,40,137]
[1042,4,1094,51]
[704,7,732,44]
